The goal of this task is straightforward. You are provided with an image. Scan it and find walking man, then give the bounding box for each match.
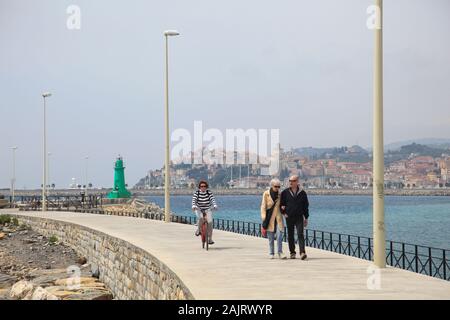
[280,175,309,260]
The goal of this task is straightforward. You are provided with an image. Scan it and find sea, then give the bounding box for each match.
[142,194,450,249]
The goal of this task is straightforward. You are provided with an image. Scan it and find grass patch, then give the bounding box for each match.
[0,214,11,225]
[49,235,58,245]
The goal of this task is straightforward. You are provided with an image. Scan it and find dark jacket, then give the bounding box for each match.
[280,188,309,220]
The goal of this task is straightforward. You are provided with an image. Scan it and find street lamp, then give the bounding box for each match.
[42,92,52,211]
[372,0,386,268]
[11,146,18,207]
[47,152,52,197]
[85,156,89,195]
[163,29,180,223]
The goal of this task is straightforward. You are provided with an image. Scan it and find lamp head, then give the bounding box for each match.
[164,30,180,37]
[42,92,52,98]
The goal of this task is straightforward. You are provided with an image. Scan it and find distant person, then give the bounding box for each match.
[192,181,217,245]
[280,175,309,260]
[260,179,287,259]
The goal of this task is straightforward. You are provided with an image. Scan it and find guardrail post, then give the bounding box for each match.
[429,247,432,276]
[368,238,371,261]
[402,243,406,269]
[443,250,446,280]
[321,231,325,249]
[329,233,333,251]
[313,230,317,248]
[415,245,419,273]
[357,237,361,258]
[347,235,351,256]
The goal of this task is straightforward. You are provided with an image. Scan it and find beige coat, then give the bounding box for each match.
[260,189,284,232]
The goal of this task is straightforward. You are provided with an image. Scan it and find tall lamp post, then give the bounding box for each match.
[11,146,18,207]
[85,156,89,195]
[163,29,180,223]
[42,92,52,211]
[47,152,52,197]
[373,0,386,268]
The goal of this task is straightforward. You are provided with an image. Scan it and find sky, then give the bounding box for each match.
[0,0,449,189]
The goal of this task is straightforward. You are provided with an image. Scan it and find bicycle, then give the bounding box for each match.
[199,209,209,250]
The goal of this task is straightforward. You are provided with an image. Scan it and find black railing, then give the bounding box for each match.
[137,212,449,281]
[18,194,103,211]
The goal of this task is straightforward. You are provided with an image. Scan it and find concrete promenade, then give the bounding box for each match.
[3,209,450,300]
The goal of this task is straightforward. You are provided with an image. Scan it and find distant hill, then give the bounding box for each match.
[292,142,449,165]
[293,145,370,163]
[385,143,449,164]
[384,138,450,151]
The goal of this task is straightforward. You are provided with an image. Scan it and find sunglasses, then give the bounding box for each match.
[200,185,207,188]
[273,185,281,188]
[289,180,298,183]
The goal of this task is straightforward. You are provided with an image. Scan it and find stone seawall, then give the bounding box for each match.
[12,215,194,300]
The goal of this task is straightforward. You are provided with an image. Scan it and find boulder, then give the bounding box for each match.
[9,280,34,299]
[64,289,113,300]
[0,232,5,240]
[44,286,82,299]
[30,287,59,300]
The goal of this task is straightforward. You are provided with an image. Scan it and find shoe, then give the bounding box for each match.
[208,241,214,245]
[290,253,296,259]
[195,230,200,236]
[300,253,307,260]
[270,254,275,259]
[278,253,287,260]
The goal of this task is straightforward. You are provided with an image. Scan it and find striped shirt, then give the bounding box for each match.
[192,189,217,211]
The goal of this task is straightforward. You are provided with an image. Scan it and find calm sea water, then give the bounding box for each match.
[142,195,450,249]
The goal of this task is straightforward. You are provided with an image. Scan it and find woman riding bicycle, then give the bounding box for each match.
[192,180,217,245]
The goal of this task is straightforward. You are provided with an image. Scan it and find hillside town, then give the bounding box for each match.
[135,143,450,190]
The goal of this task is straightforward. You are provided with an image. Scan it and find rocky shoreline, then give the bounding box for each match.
[0,215,113,300]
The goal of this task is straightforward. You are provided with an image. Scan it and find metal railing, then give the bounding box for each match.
[143,213,449,281]
[17,194,103,211]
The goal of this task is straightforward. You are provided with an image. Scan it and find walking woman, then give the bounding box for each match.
[260,178,287,259]
[192,180,217,245]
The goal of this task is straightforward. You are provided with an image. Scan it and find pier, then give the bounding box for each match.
[2,209,450,300]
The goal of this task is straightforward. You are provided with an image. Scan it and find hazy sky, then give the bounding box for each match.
[1,0,449,189]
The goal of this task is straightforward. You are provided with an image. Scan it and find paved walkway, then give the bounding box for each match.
[3,209,450,299]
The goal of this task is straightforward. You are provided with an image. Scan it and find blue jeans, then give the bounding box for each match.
[267,229,284,255]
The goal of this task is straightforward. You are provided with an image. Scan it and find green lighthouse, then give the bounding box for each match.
[107,156,131,199]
